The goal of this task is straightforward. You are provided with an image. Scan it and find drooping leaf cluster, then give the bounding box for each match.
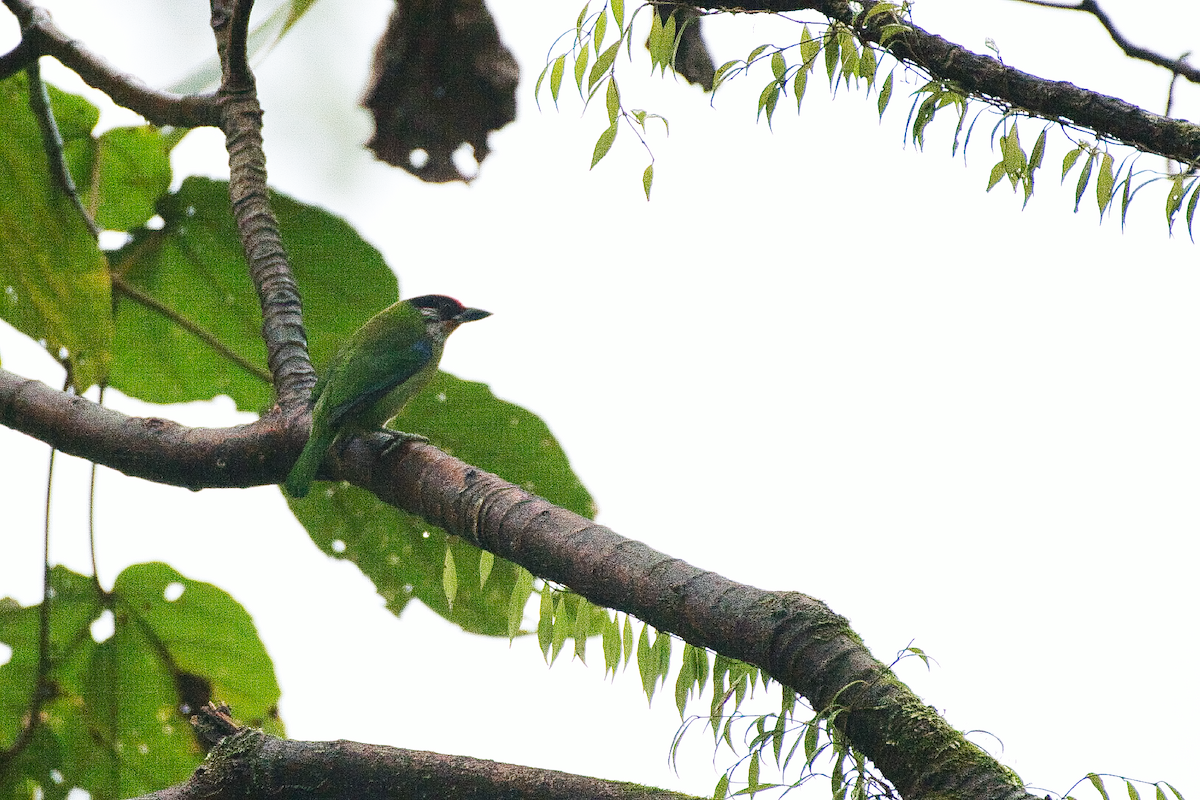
[539,1,1199,233]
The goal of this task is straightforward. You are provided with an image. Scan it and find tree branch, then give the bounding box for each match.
[0,370,1038,800]
[1,0,219,127]
[135,721,702,800]
[1009,0,1200,84]
[208,0,315,411]
[685,1,1200,165]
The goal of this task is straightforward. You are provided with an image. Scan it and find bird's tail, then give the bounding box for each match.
[284,425,334,499]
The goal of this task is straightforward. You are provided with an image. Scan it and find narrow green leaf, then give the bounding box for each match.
[622,614,634,666]
[1096,152,1115,217]
[771,710,787,763]
[879,23,909,45]
[864,2,898,23]
[590,124,617,168]
[1120,162,1135,229]
[748,751,761,793]
[1074,154,1094,212]
[824,28,840,84]
[611,0,624,29]
[654,629,672,681]
[661,11,677,70]
[550,594,570,663]
[606,77,620,124]
[507,567,533,639]
[771,50,786,81]
[479,550,494,588]
[602,612,620,675]
[1164,783,1185,800]
[675,647,696,718]
[1186,179,1200,242]
[550,55,566,105]
[575,47,591,93]
[537,585,554,656]
[648,10,664,71]
[877,72,893,119]
[1061,145,1083,181]
[573,596,590,663]
[747,44,770,64]
[837,28,858,81]
[793,66,808,112]
[1001,123,1025,176]
[831,751,846,798]
[1127,781,1142,800]
[637,624,656,703]
[803,717,820,764]
[593,7,607,55]
[800,26,819,67]
[859,45,876,85]
[757,81,775,122]
[1165,173,1186,231]
[1029,128,1047,171]
[442,547,458,606]
[714,774,730,800]
[642,163,653,200]
[1089,774,1111,800]
[712,59,740,92]
[534,62,551,107]
[576,2,589,41]
[590,41,622,90]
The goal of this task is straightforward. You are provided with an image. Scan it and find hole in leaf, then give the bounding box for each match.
[0,642,11,666]
[408,148,430,169]
[164,582,185,602]
[451,142,479,179]
[90,610,115,643]
[331,540,347,554]
[98,231,130,250]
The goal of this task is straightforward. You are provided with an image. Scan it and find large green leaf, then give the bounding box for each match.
[0,73,112,389]
[88,126,172,231]
[109,176,398,410]
[291,481,535,635]
[0,564,281,800]
[288,370,595,635]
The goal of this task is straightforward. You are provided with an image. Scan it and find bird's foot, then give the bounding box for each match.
[380,430,430,457]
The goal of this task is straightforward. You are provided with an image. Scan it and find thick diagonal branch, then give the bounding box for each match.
[0,371,1037,800]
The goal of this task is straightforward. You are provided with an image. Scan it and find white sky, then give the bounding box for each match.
[2,1,1198,798]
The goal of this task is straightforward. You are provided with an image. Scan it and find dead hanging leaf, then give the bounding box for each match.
[362,0,519,183]
[649,5,715,91]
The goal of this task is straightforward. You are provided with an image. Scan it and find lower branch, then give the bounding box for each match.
[136,723,700,800]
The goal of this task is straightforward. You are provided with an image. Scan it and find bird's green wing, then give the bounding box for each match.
[320,305,436,431]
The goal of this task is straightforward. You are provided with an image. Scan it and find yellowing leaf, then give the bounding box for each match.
[590,123,617,168]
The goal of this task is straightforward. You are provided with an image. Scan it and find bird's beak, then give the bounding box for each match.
[455,307,491,323]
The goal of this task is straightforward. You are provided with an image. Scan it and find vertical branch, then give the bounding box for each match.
[209,0,315,413]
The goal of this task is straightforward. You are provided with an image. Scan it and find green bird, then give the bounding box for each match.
[284,294,491,498]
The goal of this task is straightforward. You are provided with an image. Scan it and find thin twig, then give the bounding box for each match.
[2,0,219,126]
[1010,0,1200,83]
[25,59,101,240]
[111,274,273,384]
